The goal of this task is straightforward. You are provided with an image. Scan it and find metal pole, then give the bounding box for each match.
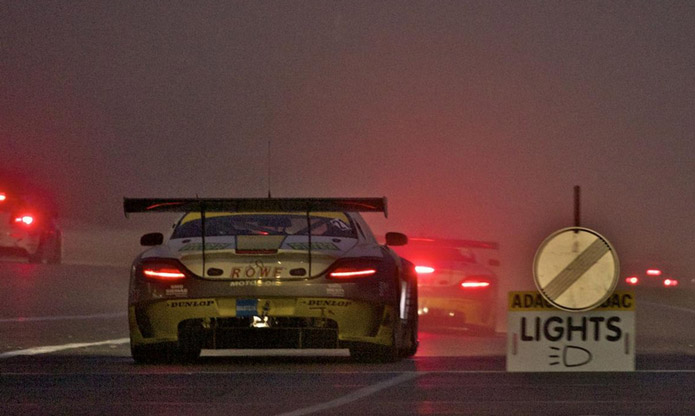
[574,185,581,228]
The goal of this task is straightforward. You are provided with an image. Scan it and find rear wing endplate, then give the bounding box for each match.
[123,197,388,218]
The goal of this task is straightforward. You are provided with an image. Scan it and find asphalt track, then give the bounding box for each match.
[1,261,694,415]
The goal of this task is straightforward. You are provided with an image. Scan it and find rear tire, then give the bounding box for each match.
[131,341,201,364]
[27,240,46,264]
[399,285,419,358]
[27,233,62,264]
[349,342,399,363]
[47,232,62,264]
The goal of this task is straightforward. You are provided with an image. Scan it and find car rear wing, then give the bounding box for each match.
[405,237,500,267]
[123,197,388,217]
[123,197,388,278]
[407,237,499,250]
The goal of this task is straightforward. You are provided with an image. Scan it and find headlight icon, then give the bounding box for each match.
[549,345,593,368]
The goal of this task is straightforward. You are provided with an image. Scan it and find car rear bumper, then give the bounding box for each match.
[418,294,495,329]
[0,230,40,255]
[128,297,397,349]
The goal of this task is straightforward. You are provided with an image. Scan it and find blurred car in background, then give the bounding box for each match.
[0,189,62,264]
[392,237,500,334]
[621,263,681,290]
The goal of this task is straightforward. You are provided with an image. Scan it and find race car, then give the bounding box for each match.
[124,197,418,363]
[0,190,62,264]
[392,237,499,334]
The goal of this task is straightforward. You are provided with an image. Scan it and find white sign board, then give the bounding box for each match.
[507,291,635,372]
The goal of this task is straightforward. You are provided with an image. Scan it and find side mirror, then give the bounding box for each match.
[140,232,164,246]
[385,232,408,246]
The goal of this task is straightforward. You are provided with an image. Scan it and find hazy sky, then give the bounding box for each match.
[2,1,694,279]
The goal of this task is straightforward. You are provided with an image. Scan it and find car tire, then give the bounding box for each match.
[47,232,62,264]
[27,233,61,264]
[131,341,201,364]
[350,288,416,362]
[399,281,419,358]
[27,239,47,264]
[349,341,400,363]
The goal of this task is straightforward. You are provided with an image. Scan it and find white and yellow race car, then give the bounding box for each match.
[124,197,418,363]
[393,237,499,334]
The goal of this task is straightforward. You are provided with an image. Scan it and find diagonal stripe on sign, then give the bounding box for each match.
[541,237,610,300]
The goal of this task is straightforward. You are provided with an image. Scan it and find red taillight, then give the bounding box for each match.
[0,193,6,202]
[663,278,679,287]
[460,278,492,289]
[329,268,376,278]
[143,268,186,280]
[14,215,35,226]
[625,276,639,285]
[646,269,662,276]
[415,265,435,274]
[139,260,188,281]
[328,260,378,278]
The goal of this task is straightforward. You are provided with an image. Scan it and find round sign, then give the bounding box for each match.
[533,227,619,311]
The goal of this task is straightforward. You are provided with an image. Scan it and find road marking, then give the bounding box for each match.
[0,312,126,323]
[641,301,695,315]
[274,372,422,416]
[0,338,129,359]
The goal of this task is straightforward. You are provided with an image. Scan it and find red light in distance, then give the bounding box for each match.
[415,266,435,274]
[14,215,34,225]
[646,269,662,276]
[0,193,6,202]
[461,280,491,289]
[625,276,639,285]
[663,279,679,287]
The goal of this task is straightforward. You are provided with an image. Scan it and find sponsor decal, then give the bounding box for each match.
[288,242,340,250]
[509,292,634,311]
[302,299,353,307]
[179,242,232,252]
[229,280,282,287]
[236,299,258,316]
[165,285,188,297]
[326,284,345,297]
[230,266,284,279]
[167,300,216,308]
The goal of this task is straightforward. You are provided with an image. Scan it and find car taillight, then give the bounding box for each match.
[138,260,188,281]
[415,265,435,274]
[625,276,639,285]
[14,215,35,226]
[0,192,6,202]
[460,277,492,289]
[663,278,679,287]
[646,269,662,276]
[329,267,376,278]
[328,260,378,279]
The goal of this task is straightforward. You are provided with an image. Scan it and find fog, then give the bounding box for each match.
[2,2,694,284]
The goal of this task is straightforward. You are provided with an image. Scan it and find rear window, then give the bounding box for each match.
[172,213,357,239]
